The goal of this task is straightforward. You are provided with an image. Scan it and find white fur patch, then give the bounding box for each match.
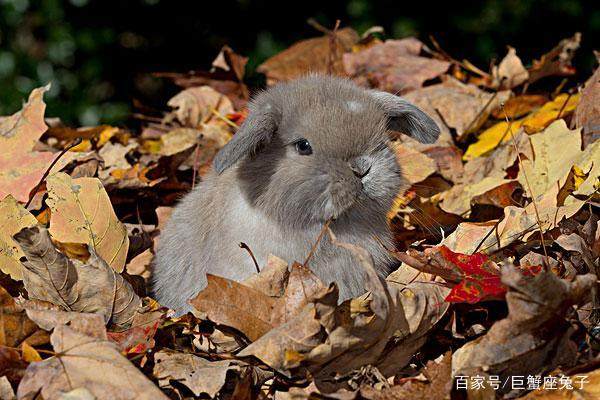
[346,100,365,112]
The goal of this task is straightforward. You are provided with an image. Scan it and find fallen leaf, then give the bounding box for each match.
[343,38,450,94]
[528,33,581,84]
[153,350,239,397]
[491,46,529,89]
[440,176,510,216]
[0,86,70,202]
[360,352,452,399]
[258,28,359,84]
[190,262,326,342]
[518,120,596,198]
[490,94,548,119]
[166,86,234,128]
[13,226,142,330]
[452,267,594,397]
[46,172,129,272]
[239,236,449,380]
[437,246,505,303]
[106,299,165,354]
[20,342,41,363]
[0,345,27,388]
[0,286,40,348]
[464,94,580,160]
[403,79,510,141]
[17,324,168,400]
[575,58,600,147]
[392,142,436,184]
[0,196,37,280]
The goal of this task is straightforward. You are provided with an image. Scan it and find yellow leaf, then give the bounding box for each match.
[46,172,129,272]
[0,195,37,280]
[97,126,119,147]
[21,341,42,362]
[463,119,524,160]
[521,93,580,133]
[68,139,92,152]
[464,93,580,160]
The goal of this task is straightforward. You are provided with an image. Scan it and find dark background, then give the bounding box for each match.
[0,0,598,126]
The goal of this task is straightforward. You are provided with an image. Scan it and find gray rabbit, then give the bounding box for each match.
[152,75,440,314]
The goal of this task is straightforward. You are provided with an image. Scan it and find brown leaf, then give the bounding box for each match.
[528,33,581,84]
[402,79,510,142]
[13,226,142,330]
[166,86,234,128]
[17,324,168,400]
[343,38,450,94]
[490,94,548,119]
[19,299,107,339]
[239,236,449,380]
[360,352,452,399]
[258,28,359,84]
[0,287,40,348]
[575,57,600,147]
[46,172,129,272]
[190,274,279,342]
[0,345,27,388]
[190,262,326,342]
[491,46,529,89]
[153,350,239,397]
[452,267,595,396]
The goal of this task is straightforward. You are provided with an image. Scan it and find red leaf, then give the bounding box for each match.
[438,246,506,303]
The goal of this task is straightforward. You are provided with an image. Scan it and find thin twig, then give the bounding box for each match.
[501,103,549,267]
[303,219,332,267]
[25,137,83,209]
[460,91,498,140]
[239,242,260,273]
[472,219,502,254]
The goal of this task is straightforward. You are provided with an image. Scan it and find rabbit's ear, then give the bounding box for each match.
[213,106,277,174]
[370,91,440,144]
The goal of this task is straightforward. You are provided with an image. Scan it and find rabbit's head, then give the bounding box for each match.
[214,76,440,228]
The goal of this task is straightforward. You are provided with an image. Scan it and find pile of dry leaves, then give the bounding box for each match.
[0,25,599,400]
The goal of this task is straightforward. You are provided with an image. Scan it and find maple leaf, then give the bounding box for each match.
[437,246,506,303]
[0,86,62,202]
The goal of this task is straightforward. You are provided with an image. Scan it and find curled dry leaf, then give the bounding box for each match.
[343,38,450,94]
[238,235,449,381]
[452,266,596,395]
[491,46,529,89]
[528,33,581,84]
[153,350,240,398]
[13,226,142,330]
[17,324,168,400]
[575,57,600,147]
[190,260,326,342]
[46,172,129,272]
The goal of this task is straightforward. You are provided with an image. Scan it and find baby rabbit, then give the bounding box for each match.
[152,75,440,314]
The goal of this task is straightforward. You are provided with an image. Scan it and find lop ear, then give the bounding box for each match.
[213,105,278,174]
[370,91,440,144]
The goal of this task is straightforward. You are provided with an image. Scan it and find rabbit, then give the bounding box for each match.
[152,75,440,314]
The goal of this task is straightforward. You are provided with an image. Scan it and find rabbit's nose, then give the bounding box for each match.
[350,157,372,178]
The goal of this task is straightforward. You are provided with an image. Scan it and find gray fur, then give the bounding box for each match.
[152,75,440,314]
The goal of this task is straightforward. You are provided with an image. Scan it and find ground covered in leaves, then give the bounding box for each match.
[0,26,599,400]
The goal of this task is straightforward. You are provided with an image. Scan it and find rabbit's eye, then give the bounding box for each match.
[295,139,312,155]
